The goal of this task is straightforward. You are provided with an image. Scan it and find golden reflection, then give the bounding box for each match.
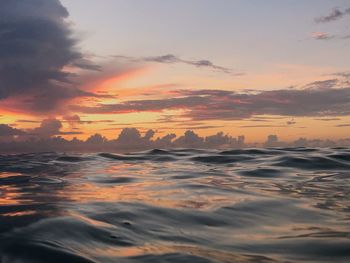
[57,178,236,211]
[0,172,22,179]
[0,172,41,206]
[2,210,36,217]
[0,185,22,205]
[68,211,114,228]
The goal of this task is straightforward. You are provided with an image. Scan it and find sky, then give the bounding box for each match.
[0,0,350,144]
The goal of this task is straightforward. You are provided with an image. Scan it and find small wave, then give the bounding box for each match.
[0,148,349,262]
[98,153,148,161]
[56,156,89,163]
[238,168,282,178]
[274,156,350,170]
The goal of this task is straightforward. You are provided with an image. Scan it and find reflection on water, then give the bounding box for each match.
[0,148,349,262]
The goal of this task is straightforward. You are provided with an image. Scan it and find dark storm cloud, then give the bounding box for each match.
[72,84,350,121]
[116,54,242,75]
[315,7,350,23]
[0,0,99,112]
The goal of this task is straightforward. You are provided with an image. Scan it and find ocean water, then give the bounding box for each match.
[0,148,349,263]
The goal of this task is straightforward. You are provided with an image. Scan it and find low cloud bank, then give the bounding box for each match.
[0,125,349,153]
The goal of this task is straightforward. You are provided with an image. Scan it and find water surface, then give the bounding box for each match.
[0,148,349,262]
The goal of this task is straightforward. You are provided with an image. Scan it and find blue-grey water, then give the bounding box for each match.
[0,148,349,263]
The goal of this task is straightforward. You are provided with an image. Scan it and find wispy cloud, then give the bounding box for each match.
[304,79,338,89]
[335,124,350,127]
[311,32,350,41]
[71,81,350,121]
[315,7,350,23]
[330,71,350,78]
[238,125,285,128]
[115,54,243,75]
[314,118,341,121]
[311,32,334,40]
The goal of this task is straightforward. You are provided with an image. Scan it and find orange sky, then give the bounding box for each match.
[1,0,349,143]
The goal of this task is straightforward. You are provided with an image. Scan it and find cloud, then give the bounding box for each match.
[314,118,341,121]
[114,128,155,149]
[116,54,242,75]
[86,133,107,144]
[239,125,285,128]
[315,7,350,23]
[264,134,282,147]
[287,119,296,125]
[330,72,350,79]
[335,124,350,127]
[0,124,26,136]
[311,32,350,41]
[0,127,348,153]
[304,79,342,90]
[311,32,334,40]
[172,130,203,148]
[30,119,82,137]
[248,116,286,122]
[157,125,223,130]
[0,0,100,113]
[72,83,350,121]
[16,120,41,124]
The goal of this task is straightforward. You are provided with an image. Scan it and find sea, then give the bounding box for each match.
[0,148,349,262]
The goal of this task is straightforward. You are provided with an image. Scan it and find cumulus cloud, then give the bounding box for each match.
[173,130,204,148]
[0,0,100,112]
[72,83,350,121]
[264,135,283,147]
[114,128,156,150]
[86,133,107,144]
[315,7,350,23]
[116,54,242,75]
[30,119,82,137]
[0,127,348,153]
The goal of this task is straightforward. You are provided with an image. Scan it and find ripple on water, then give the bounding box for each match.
[0,148,349,262]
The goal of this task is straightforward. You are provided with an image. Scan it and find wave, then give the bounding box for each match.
[0,148,349,262]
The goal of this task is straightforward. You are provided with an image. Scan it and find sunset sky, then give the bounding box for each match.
[1,0,350,143]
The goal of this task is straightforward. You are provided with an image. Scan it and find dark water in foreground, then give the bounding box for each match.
[0,148,349,263]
